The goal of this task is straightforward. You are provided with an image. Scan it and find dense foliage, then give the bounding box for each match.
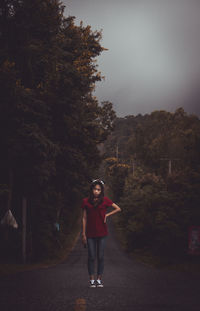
[0,0,115,261]
[104,109,200,258]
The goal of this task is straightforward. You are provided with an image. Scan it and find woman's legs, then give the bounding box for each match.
[87,236,107,280]
[87,237,96,279]
[97,236,107,279]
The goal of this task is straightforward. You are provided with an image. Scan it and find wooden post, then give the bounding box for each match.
[22,196,27,264]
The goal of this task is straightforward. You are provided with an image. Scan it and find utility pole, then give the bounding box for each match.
[5,168,13,241]
[116,142,119,163]
[168,159,172,175]
[160,158,178,175]
[130,153,137,175]
[7,168,13,212]
[22,196,27,264]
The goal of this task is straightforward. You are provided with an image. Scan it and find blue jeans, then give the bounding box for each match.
[87,236,107,276]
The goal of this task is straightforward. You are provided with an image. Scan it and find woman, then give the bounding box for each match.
[81,179,121,288]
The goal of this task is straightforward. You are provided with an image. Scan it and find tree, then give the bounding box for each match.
[0,0,116,261]
[104,109,200,260]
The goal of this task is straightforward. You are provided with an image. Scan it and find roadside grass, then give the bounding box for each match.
[0,214,82,276]
[112,213,200,275]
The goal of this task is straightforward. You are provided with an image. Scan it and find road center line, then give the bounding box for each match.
[74,298,86,311]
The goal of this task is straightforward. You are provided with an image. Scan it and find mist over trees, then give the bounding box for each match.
[104,108,200,260]
[0,0,115,262]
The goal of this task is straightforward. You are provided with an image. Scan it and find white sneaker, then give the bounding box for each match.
[96,279,104,287]
[89,280,96,288]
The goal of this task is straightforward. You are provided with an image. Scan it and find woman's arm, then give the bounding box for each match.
[82,208,87,235]
[82,209,87,245]
[104,203,121,223]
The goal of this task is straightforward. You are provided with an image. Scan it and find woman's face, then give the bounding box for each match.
[92,184,101,198]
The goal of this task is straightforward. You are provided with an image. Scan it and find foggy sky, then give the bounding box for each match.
[63,0,200,117]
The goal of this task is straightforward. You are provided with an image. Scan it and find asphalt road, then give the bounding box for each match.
[0,218,199,311]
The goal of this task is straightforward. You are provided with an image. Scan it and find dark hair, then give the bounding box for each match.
[88,180,105,208]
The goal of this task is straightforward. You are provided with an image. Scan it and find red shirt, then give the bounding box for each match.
[81,196,113,238]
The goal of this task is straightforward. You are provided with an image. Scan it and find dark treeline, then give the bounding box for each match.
[104,108,200,260]
[0,0,115,262]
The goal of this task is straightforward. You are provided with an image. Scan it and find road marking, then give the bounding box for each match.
[74,298,86,311]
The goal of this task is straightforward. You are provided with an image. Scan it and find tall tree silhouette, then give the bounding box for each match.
[0,0,116,261]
